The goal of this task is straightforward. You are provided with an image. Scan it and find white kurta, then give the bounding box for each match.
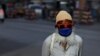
[42,32,83,56]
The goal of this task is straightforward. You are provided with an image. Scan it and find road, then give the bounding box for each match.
[0,18,100,56]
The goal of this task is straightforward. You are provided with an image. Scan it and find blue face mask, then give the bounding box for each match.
[58,28,72,37]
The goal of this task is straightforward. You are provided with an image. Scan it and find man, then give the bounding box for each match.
[42,10,83,56]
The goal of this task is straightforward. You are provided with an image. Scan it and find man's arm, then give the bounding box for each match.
[42,36,51,56]
[78,40,83,56]
[75,35,83,56]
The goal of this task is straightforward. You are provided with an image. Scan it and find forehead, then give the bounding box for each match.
[56,19,72,24]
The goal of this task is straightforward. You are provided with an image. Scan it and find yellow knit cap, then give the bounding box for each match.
[56,10,72,23]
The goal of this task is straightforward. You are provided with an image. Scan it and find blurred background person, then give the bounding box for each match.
[42,3,50,20]
[1,3,7,18]
[67,0,76,17]
[91,1,99,22]
[0,4,5,23]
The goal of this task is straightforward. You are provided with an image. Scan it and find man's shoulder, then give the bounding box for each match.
[74,35,83,44]
[43,33,54,44]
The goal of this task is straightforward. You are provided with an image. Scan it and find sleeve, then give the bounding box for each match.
[76,35,83,56]
[42,36,51,56]
[78,39,83,56]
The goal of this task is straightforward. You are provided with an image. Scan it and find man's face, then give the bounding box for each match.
[55,19,73,37]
